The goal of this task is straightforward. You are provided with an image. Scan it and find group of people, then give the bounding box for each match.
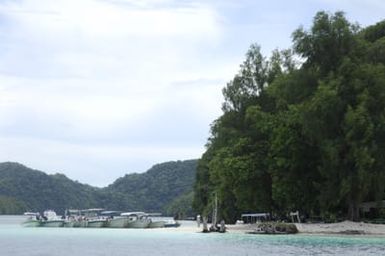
[196,214,226,233]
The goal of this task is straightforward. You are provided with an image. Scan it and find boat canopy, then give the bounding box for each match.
[241,213,270,223]
[100,211,122,216]
[241,213,270,218]
[121,212,146,216]
[80,208,104,212]
[146,212,162,216]
[24,212,39,216]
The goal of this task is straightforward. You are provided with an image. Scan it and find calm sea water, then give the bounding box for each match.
[0,216,385,256]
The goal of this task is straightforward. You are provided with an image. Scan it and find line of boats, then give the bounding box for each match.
[22,209,181,229]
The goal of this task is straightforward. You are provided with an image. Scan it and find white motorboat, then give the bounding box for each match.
[22,212,41,227]
[122,212,151,228]
[63,209,82,227]
[80,208,107,228]
[107,216,130,228]
[41,210,64,227]
[85,219,107,228]
[100,211,128,228]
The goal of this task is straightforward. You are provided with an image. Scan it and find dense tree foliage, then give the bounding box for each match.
[105,160,197,215]
[0,162,99,214]
[0,160,197,216]
[193,11,385,222]
[0,196,26,214]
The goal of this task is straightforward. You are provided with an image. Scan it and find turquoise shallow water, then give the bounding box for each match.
[1,216,385,255]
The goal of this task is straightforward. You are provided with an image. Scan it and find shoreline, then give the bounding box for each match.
[8,215,385,237]
[176,221,385,237]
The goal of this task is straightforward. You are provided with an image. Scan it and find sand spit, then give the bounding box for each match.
[133,220,385,236]
[180,221,385,236]
[295,220,385,235]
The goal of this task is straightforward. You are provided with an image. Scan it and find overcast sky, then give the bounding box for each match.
[0,0,384,187]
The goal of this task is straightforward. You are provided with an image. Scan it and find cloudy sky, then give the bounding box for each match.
[0,0,384,187]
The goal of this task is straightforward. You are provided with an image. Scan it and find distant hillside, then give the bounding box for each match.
[0,160,197,217]
[0,162,100,214]
[104,160,197,216]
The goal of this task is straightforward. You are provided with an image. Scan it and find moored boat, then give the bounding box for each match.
[63,220,76,227]
[42,220,65,227]
[85,219,107,228]
[22,219,41,227]
[122,212,151,228]
[22,212,41,227]
[107,216,129,228]
[81,208,106,228]
[40,210,64,227]
[101,211,129,228]
[63,209,82,227]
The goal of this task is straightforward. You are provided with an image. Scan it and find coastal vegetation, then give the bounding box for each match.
[104,160,197,218]
[0,160,197,216]
[193,11,385,223]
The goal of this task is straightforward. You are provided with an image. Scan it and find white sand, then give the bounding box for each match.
[158,221,385,236]
[295,220,385,235]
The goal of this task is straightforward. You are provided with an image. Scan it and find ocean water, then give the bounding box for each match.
[1,216,385,255]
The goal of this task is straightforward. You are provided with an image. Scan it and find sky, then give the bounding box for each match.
[0,0,384,187]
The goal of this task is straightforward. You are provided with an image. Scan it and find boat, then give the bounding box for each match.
[122,212,151,228]
[107,216,129,228]
[22,212,41,227]
[101,211,129,228]
[81,208,107,228]
[63,209,82,227]
[85,218,107,228]
[40,210,64,227]
[146,213,165,228]
[63,219,77,227]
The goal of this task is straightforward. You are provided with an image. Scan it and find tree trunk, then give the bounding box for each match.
[348,201,360,221]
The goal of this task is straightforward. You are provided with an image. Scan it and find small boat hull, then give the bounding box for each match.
[41,220,64,227]
[127,219,151,228]
[107,217,129,228]
[22,220,41,227]
[63,221,75,227]
[86,220,107,228]
[64,220,83,227]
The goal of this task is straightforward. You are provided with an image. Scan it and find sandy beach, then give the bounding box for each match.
[295,221,385,235]
[173,221,385,236]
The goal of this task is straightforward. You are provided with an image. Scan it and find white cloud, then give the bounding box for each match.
[2,0,384,186]
[1,0,220,38]
[0,0,229,186]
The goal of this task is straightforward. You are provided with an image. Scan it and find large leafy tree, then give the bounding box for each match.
[194,11,385,222]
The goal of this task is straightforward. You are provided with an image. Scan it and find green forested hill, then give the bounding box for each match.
[0,162,100,214]
[0,160,197,216]
[105,160,197,217]
[193,12,385,223]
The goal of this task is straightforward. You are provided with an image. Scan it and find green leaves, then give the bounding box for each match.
[293,11,358,75]
[0,160,198,215]
[194,11,385,223]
